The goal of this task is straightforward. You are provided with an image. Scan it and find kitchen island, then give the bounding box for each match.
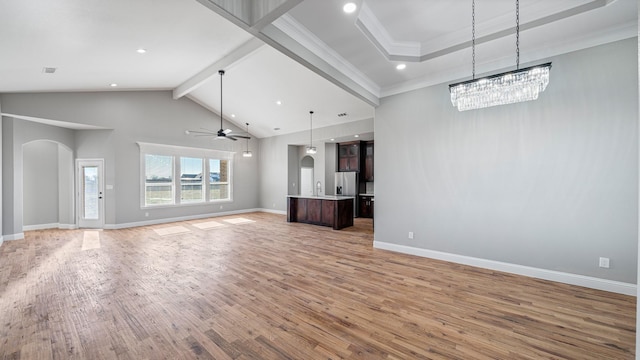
[287,195,354,230]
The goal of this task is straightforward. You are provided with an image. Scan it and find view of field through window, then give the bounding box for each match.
[144,154,229,206]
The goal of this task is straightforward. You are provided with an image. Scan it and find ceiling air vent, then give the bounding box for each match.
[338,113,348,117]
[42,67,57,74]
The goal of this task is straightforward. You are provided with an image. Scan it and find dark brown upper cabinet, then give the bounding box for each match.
[337,141,360,172]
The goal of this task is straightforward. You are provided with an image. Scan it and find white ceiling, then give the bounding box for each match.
[0,0,636,138]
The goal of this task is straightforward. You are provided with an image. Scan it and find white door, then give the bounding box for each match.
[300,167,314,196]
[77,159,105,228]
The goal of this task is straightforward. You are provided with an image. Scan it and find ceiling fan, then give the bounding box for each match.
[185,70,250,141]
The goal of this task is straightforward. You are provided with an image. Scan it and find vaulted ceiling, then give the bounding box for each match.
[0,0,636,138]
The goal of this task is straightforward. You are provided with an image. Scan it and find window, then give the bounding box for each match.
[209,159,229,201]
[138,142,234,208]
[181,157,204,203]
[145,154,174,206]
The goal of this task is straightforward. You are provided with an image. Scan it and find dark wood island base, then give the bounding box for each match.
[287,195,354,230]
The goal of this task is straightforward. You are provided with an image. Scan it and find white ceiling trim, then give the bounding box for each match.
[2,113,108,130]
[356,0,613,63]
[379,18,637,98]
[272,14,381,98]
[195,0,302,33]
[173,38,265,99]
[355,2,420,59]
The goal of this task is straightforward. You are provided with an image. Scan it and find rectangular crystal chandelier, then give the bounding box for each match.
[449,0,552,111]
[449,62,551,111]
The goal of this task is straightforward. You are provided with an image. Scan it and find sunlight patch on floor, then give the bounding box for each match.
[223,218,255,225]
[153,226,191,236]
[81,230,101,250]
[192,220,225,229]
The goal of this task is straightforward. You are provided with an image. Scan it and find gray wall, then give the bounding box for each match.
[1,91,259,233]
[375,38,638,284]
[259,118,373,211]
[2,119,76,236]
[324,142,337,195]
[23,141,59,226]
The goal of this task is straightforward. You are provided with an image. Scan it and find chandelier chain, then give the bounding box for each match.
[516,0,520,70]
[472,0,476,80]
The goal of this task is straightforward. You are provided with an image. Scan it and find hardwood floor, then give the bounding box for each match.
[0,212,635,359]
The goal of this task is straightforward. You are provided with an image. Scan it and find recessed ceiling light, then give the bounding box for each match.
[109,83,118,87]
[343,2,357,13]
[136,48,147,54]
[354,134,360,138]
[330,138,335,141]
[231,114,236,118]
[276,100,282,106]
[396,63,407,70]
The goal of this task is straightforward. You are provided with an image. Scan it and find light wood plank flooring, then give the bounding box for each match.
[0,212,635,359]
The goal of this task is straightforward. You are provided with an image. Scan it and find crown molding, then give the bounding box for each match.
[272,14,381,98]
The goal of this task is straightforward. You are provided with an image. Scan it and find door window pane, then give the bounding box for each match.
[145,154,174,206]
[209,159,229,200]
[181,157,204,203]
[83,166,99,219]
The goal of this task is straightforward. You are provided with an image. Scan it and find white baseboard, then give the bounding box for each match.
[4,233,24,241]
[22,223,78,231]
[104,208,263,230]
[23,223,60,231]
[0,236,3,247]
[373,241,636,296]
[258,208,286,215]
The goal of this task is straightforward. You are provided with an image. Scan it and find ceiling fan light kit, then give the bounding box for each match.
[449,0,551,111]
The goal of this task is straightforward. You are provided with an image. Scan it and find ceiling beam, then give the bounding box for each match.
[173,37,264,99]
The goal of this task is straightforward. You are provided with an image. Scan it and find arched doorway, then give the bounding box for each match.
[300,155,314,196]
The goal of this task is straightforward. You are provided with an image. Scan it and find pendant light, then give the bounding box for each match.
[449,0,551,111]
[242,122,252,157]
[306,110,317,154]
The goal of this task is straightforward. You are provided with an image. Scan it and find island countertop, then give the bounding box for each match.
[287,195,355,200]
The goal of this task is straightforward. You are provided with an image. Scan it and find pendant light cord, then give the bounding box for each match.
[219,70,224,129]
[471,0,475,80]
[309,111,314,148]
[516,0,520,70]
[472,0,520,75]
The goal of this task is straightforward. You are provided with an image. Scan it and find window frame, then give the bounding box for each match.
[138,142,234,209]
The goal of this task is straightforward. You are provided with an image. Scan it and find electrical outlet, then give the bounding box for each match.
[145,212,149,217]
[408,232,414,239]
[599,257,610,269]
[220,205,223,210]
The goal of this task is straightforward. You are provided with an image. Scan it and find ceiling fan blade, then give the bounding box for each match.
[226,136,239,141]
[223,129,233,134]
[232,135,250,139]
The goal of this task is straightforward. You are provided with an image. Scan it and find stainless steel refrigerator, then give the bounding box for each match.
[335,172,358,217]
[335,172,357,196]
